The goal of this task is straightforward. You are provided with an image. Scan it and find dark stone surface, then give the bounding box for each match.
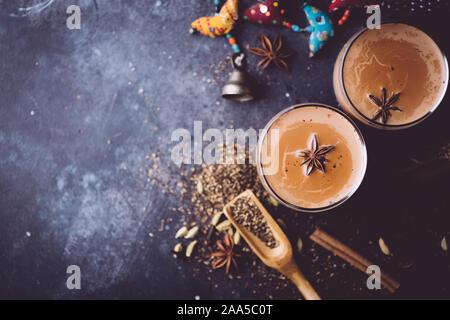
[0,0,449,299]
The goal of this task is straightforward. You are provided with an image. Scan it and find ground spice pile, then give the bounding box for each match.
[190,146,270,219]
[230,197,278,249]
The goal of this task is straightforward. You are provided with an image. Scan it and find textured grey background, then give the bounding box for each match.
[0,0,449,299]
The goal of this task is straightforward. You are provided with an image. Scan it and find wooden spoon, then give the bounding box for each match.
[224,190,321,300]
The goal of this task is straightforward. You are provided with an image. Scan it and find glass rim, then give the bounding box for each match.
[339,22,449,129]
[257,103,368,213]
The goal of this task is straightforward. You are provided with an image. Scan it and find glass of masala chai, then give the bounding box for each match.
[333,23,448,130]
[257,104,367,213]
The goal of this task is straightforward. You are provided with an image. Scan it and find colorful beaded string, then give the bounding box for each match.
[227,34,241,53]
[282,21,302,32]
[214,0,221,12]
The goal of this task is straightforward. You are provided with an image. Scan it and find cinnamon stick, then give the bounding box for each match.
[310,228,400,293]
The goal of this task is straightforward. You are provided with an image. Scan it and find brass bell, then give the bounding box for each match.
[221,53,254,102]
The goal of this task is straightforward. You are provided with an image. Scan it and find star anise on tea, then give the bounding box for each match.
[296,134,335,176]
[211,233,241,274]
[368,88,403,124]
[247,34,294,72]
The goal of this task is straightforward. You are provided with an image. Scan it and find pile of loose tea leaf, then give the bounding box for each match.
[190,145,271,219]
[230,197,278,249]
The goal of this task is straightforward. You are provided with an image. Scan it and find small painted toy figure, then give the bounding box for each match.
[191,0,239,38]
[243,0,303,32]
[301,3,334,57]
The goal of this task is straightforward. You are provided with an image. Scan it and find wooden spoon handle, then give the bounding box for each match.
[282,260,321,300]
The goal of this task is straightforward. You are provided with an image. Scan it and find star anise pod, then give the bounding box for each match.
[247,34,294,72]
[296,134,335,176]
[368,88,403,124]
[211,233,241,274]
